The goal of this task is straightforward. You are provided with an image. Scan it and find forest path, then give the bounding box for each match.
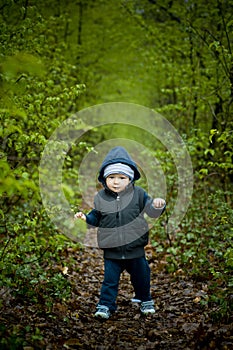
[1,236,232,350]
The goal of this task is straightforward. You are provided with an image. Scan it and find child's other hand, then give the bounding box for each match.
[74,212,86,221]
[153,198,166,208]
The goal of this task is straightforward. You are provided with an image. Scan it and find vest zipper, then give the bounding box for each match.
[116,194,126,259]
[116,194,120,220]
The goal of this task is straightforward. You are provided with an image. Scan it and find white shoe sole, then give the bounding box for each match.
[141,309,156,315]
[94,311,110,319]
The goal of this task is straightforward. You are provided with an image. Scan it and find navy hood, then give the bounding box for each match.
[98,146,141,184]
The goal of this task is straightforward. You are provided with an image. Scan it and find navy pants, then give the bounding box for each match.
[98,256,152,312]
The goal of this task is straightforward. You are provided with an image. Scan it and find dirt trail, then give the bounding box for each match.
[67,242,232,350]
[1,231,232,349]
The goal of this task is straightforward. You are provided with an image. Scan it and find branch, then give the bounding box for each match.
[217,0,232,55]
[148,0,181,23]
[0,236,11,262]
[15,74,27,84]
[23,0,29,20]
[19,246,50,266]
[188,22,229,77]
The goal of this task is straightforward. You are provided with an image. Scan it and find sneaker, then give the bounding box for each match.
[131,297,141,303]
[140,300,156,315]
[94,305,111,319]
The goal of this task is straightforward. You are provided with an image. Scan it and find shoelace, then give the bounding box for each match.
[96,306,109,314]
[141,301,154,311]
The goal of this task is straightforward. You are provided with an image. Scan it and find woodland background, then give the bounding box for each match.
[0,0,233,349]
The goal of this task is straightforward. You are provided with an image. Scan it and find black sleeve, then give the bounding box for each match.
[85,209,101,227]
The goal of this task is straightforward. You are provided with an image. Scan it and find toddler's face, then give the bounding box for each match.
[106,173,130,193]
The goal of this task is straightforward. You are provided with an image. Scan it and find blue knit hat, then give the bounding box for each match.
[103,163,134,180]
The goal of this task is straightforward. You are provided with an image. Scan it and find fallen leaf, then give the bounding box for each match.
[193,296,201,303]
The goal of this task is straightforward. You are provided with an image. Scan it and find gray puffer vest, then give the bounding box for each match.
[94,185,149,259]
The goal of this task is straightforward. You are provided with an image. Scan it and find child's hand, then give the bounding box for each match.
[74,212,86,222]
[153,198,166,208]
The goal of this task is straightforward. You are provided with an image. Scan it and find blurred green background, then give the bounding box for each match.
[0,0,232,326]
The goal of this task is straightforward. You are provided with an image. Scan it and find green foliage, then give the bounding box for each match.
[0,204,81,305]
[0,323,45,349]
[0,2,87,307]
[205,126,233,184]
[151,187,233,321]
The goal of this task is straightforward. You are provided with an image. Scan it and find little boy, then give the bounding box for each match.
[74,146,166,319]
